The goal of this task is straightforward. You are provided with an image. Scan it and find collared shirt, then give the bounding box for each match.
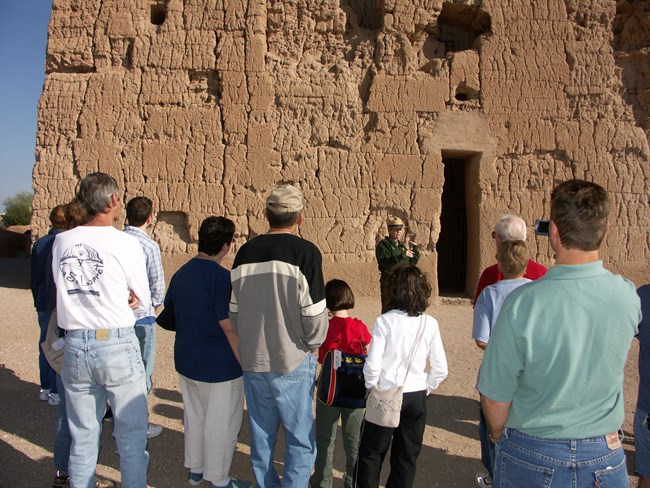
[123,225,165,319]
[375,236,420,278]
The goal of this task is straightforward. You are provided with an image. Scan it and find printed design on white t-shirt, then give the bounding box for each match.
[59,243,104,296]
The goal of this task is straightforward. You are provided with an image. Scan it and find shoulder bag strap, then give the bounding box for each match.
[401,315,426,387]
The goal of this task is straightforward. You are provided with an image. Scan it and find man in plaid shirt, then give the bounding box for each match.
[124,196,166,439]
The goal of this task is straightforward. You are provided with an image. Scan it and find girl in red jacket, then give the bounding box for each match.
[311,279,371,488]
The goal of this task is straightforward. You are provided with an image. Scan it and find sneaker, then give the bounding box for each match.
[52,470,69,487]
[147,422,163,439]
[48,393,61,406]
[188,471,203,485]
[211,478,253,488]
[40,388,51,401]
[476,472,493,487]
[103,405,113,421]
[95,476,115,488]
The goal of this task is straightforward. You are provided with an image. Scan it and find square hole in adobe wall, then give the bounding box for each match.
[151,3,167,26]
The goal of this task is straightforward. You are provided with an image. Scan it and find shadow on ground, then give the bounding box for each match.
[428,393,481,441]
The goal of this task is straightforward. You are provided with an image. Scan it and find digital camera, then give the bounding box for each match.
[534,219,550,237]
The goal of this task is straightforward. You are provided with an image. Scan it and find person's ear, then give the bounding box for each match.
[110,192,119,209]
[549,220,562,249]
[296,212,303,226]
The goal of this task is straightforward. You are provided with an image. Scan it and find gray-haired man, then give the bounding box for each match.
[474,214,547,303]
[230,184,328,487]
[52,172,151,487]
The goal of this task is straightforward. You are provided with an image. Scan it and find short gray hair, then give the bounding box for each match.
[78,172,119,216]
[494,214,527,241]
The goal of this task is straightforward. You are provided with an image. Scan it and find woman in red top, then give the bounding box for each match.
[310,280,371,488]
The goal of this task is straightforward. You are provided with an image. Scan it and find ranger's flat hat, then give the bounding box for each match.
[266,184,304,213]
[387,216,404,228]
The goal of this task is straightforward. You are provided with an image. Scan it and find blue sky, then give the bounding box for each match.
[0,1,52,211]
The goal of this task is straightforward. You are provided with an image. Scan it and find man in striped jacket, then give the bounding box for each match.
[230,184,328,488]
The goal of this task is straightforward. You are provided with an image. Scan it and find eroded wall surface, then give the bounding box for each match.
[33,0,650,294]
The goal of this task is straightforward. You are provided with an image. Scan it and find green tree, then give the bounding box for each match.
[2,191,33,226]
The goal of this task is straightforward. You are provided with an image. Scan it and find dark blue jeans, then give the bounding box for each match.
[53,374,71,474]
[494,428,628,488]
[134,319,156,394]
[479,407,494,477]
[38,310,57,393]
[634,408,650,478]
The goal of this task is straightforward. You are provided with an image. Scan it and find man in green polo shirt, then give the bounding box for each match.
[478,179,641,487]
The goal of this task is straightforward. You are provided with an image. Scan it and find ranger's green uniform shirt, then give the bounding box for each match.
[375,237,420,280]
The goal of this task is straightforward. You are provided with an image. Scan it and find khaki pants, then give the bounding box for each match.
[178,374,244,484]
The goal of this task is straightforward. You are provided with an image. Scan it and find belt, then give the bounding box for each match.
[63,327,134,340]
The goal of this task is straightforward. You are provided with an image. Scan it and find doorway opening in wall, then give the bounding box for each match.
[436,152,480,297]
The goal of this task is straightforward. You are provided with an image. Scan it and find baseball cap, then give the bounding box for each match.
[266,184,304,213]
[387,216,404,228]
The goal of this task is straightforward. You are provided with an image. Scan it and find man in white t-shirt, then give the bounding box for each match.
[52,172,151,488]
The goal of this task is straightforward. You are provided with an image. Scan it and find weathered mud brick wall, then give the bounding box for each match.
[33,0,650,296]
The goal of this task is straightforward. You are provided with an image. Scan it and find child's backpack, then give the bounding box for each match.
[316,346,367,409]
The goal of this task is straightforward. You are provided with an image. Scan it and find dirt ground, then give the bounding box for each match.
[0,256,642,487]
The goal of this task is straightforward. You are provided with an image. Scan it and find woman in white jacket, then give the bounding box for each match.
[355,264,448,488]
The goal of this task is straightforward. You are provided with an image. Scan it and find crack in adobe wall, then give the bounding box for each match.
[612,1,650,141]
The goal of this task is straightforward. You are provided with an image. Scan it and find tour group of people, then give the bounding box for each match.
[31,172,647,488]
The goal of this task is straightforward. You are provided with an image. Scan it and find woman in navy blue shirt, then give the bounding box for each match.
[165,216,251,488]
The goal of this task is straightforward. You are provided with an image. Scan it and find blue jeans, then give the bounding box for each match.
[62,328,149,488]
[479,407,494,477]
[38,310,57,393]
[54,374,72,474]
[54,374,107,476]
[634,408,650,478]
[134,318,156,394]
[243,354,317,488]
[494,428,628,488]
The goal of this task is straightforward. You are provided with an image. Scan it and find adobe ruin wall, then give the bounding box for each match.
[33,0,650,296]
